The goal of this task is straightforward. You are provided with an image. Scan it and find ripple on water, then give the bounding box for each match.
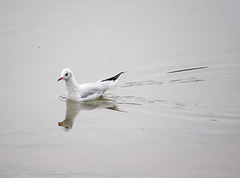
[111,65,240,121]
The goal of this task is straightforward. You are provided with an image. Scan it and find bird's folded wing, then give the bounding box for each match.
[81,89,101,98]
[78,84,103,101]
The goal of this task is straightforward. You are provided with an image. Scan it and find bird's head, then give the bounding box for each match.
[58,68,72,81]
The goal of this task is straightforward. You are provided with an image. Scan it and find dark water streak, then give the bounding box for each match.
[168,66,208,74]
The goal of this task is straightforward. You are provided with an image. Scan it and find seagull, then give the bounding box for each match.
[58,68,125,101]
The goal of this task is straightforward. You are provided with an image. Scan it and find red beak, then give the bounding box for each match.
[58,77,64,81]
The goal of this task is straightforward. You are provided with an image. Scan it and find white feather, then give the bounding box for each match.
[58,68,124,101]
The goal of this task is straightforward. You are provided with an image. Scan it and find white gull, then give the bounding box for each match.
[58,68,125,101]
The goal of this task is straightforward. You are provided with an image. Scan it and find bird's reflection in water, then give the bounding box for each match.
[58,97,123,131]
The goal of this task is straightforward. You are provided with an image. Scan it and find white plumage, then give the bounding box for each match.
[58,68,125,101]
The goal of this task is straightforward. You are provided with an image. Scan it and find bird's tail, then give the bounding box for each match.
[101,71,127,82]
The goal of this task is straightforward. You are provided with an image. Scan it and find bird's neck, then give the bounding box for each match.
[65,76,79,92]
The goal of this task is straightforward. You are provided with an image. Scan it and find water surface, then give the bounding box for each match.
[0,0,240,177]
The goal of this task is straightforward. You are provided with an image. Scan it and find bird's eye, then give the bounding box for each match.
[65,73,68,76]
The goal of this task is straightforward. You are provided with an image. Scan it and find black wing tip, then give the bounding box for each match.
[101,71,127,82]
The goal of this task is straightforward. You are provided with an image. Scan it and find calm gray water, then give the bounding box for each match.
[1,1,240,177]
